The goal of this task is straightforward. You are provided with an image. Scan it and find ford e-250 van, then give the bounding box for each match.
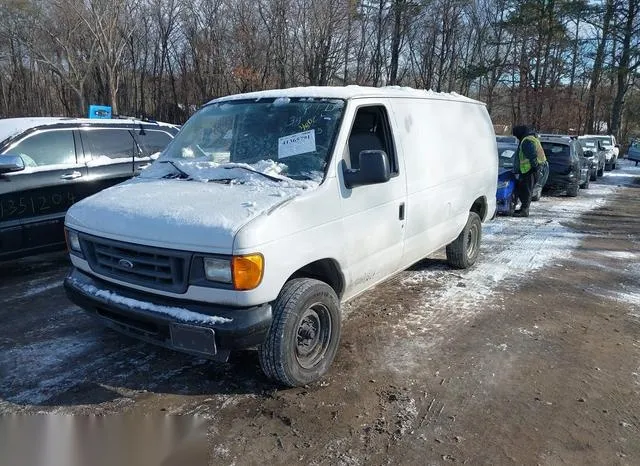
[64,86,498,386]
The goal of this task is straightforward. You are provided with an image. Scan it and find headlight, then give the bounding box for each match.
[497,180,511,189]
[202,254,264,290]
[65,229,82,254]
[203,257,232,283]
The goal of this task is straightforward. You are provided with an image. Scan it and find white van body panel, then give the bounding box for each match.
[65,86,497,311]
[388,98,497,266]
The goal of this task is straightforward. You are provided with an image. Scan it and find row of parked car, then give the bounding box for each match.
[0,116,626,260]
[0,90,629,386]
[495,133,620,215]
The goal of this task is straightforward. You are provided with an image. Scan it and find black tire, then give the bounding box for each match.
[605,164,612,172]
[446,212,482,269]
[597,166,604,177]
[612,160,616,170]
[259,278,341,387]
[589,169,597,181]
[580,175,589,189]
[567,183,579,197]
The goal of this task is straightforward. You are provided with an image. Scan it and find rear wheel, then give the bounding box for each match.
[597,166,604,177]
[259,279,341,387]
[567,183,579,197]
[580,175,589,189]
[446,212,482,269]
[589,169,597,181]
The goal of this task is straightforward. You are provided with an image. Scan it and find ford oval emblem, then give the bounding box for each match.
[118,259,134,269]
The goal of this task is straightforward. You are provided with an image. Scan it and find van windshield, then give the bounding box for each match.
[154,98,345,183]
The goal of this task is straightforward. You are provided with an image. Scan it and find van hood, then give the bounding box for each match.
[65,178,310,252]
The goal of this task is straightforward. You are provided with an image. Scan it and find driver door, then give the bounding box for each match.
[0,128,87,258]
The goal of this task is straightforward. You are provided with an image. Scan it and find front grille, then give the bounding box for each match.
[81,235,191,293]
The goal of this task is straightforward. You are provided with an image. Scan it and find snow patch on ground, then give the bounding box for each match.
[586,286,640,310]
[595,250,638,260]
[13,281,60,300]
[69,279,233,325]
[0,334,99,404]
[385,169,630,374]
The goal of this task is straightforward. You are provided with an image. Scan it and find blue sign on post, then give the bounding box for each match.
[88,105,112,119]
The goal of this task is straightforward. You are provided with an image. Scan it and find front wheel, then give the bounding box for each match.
[589,169,597,181]
[597,166,604,177]
[567,183,579,197]
[446,212,482,269]
[259,279,341,387]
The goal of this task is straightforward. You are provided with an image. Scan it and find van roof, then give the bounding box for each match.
[0,117,177,146]
[209,86,484,106]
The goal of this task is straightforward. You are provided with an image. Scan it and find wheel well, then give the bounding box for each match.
[471,196,488,221]
[289,259,345,298]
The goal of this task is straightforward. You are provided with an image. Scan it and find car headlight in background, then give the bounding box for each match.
[203,257,232,283]
[65,229,82,255]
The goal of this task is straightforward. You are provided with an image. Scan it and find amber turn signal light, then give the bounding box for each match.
[232,254,264,290]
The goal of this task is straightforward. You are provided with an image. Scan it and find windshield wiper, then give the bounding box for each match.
[224,165,284,182]
[159,160,191,179]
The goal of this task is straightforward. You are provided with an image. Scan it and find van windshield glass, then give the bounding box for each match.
[154,98,345,183]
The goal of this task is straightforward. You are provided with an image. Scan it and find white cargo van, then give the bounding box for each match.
[64,86,497,386]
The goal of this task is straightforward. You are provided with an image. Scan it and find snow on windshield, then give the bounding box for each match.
[154,98,345,183]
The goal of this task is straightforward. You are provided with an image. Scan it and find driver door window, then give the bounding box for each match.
[347,106,398,173]
[5,130,77,167]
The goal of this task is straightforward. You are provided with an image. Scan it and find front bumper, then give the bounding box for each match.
[64,268,272,360]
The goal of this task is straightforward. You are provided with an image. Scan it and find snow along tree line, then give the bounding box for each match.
[0,0,638,141]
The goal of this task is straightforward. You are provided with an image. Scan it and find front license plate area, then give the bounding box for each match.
[170,323,216,356]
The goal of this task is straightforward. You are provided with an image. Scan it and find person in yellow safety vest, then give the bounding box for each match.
[511,125,547,217]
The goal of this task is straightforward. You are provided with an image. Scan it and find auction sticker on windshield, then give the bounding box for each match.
[278,130,316,159]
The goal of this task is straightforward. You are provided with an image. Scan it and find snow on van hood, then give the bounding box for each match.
[65,175,314,251]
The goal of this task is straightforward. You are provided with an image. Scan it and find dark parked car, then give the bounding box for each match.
[540,136,590,197]
[0,117,178,260]
[495,142,518,215]
[496,135,518,144]
[628,139,640,165]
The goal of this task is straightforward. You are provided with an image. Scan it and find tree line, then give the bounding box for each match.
[1,0,638,140]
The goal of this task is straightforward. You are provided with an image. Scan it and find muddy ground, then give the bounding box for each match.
[1,161,639,465]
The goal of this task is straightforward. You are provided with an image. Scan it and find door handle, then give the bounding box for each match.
[399,202,405,220]
[60,171,82,180]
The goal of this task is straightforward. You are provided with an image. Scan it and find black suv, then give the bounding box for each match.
[0,117,178,260]
[540,136,591,197]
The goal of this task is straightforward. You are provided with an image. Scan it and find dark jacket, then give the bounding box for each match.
[512,125,539,172]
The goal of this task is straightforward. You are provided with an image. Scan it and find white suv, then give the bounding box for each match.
[581,134,619,170]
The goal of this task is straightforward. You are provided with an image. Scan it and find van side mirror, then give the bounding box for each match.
[343,150,391,189]
[583,150,594,157]
[0,154,26,174]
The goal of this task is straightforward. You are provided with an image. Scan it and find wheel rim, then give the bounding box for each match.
[295,303,332,369]
[466,222,479,258]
